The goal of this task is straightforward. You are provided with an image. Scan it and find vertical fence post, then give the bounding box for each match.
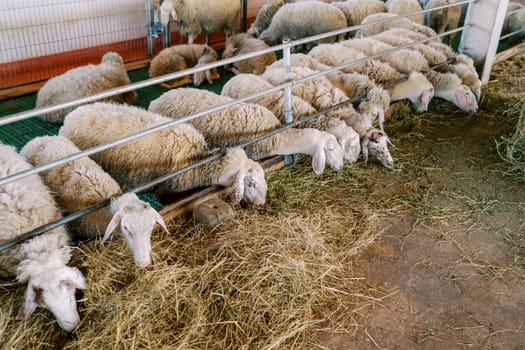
[242,0,248,32]
[459,0,509,84]
[146,0,155,57]
[282,40,296,165]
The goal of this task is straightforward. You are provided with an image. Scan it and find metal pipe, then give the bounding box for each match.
[0,0,474,126]
[499,28,525,41]
[0,25,467,187]
[146,0,155,58]
[282,39,295,165]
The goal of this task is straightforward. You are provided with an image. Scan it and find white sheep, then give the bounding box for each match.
[221,73,361,163]
[0,142,86,332]
[258,1,348,48]
[340,37,430,73]
[159,0,240,44]
[355,12,437,37]
[307,43,435,113]
[36,52,136,124]
[372,30,449,65]
[148,44,220,88]
[424,0,462,45]
[148,88,344,175]
[20,135,169,268]
[59,102,268,206]
[264,54,392,131]
[247,0,287,38]
[331,0,387,29]
[423,70,478,112]
[221,33,277,75]
[439,54,481,101]
[263,66,394,168]
[386,0,425,24]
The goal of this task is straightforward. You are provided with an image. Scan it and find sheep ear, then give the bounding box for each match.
[230,170,246,205]
[205,70,214,84]
[361,137,370,163]
[17,284,39,320]
[312,144,326,176]
[103,210,124,242]
[378,110,385,132]
[63,267,87,290]
[151,208,170,234]
[421,89,432,112]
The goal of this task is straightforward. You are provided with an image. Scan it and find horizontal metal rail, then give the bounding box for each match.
[0,0,474,126]
[0,54,456,254]
[0,25,467,189]
[0,3,475,252]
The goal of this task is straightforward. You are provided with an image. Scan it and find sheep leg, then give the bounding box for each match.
[160,76,193,89]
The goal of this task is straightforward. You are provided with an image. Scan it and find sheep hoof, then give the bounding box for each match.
[193,198,235,227]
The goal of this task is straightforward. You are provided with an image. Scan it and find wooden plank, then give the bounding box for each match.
[158,156,285,221]
[494,43,525,65]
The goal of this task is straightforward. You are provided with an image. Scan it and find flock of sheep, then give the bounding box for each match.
[0,0,521,333]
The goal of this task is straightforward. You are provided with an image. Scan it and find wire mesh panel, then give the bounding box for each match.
[0,0,148,90]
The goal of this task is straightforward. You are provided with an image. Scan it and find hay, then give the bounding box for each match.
[1,53,524,350]
[497,101,525,181]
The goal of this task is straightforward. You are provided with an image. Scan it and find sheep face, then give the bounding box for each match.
[104,194,169,268]
[361,129,394,169]
[243,162,267,206]
[436,84,478,113]
[318,134,344,174]
[18,265,86,332]
[453,85,478,113]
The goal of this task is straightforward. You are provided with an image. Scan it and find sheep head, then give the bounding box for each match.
[436,84,478,113]
[231,160,267,207]
[361,128,394,169]
[312,131,344,175]
[391,72,434,113]
[159,0,177,26]
[104,193,169,268]
[325,119,361,164]
[17,259,86,332]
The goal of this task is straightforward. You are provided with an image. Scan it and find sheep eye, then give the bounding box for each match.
[248,182,256,188]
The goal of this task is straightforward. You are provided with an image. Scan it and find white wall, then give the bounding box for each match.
[0,0,146,63]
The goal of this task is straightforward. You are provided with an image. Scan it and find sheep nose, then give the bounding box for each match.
[136,258,152,268]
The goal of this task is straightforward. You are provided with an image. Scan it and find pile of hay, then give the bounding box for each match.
[0,162,387,350]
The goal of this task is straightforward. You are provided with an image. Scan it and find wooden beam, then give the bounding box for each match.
[158,156,285,222]
[494,43,525,65]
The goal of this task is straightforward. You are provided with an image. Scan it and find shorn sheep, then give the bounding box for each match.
[385,0,425,24]
[20,135,169,268]
[258,1,347,48]
[36,52,136,124]
[424,0,462,45]
[159,0,240,44]
[149,88,345,175]
[148,44,220,88]
[0,142,86,332]
[221,73,362,164]
[221,33,277,75]
[59,102,268,206]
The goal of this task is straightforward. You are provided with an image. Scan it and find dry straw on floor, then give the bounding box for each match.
[1,53,524,349]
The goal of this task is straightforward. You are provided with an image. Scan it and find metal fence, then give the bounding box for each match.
[0,0,267,91]
[0,0,514,252]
